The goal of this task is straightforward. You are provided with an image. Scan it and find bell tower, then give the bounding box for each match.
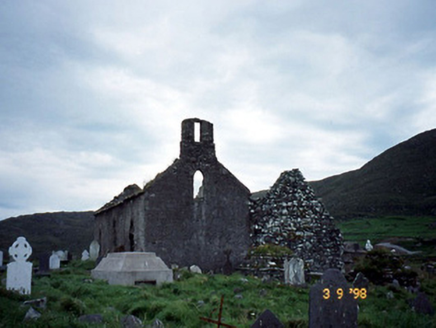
[180,118,216,163]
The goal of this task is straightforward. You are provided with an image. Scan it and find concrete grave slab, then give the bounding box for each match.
[91,252,173,286]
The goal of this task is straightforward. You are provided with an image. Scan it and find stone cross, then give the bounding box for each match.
[251,309,284,328]
[0,250,3,266]
[82,250,90,261]
[6,236,33,295]
[284,257,305,286]
[49,252,61,270]
[309,269,358,328]
[89,240,100,261]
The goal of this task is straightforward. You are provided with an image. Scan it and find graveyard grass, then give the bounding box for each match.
[1,261,435,327]
[338,215,436,257]
[0,215,435,327]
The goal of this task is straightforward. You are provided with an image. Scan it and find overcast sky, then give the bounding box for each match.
[1,1,435,220]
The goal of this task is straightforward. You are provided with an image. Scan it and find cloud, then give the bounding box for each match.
[1,0,436,219]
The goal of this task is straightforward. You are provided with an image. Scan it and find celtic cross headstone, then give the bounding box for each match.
[6,236,33,295]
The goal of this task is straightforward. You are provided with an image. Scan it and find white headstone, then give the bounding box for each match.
[82,250,90,261]
[6,236,33,295]
[89,240,100,261]
[284,257,305,285]
[0,250,3,266]
[365,240,373,252]
[49,252,61,270]
[189,265,202,274]
[55,250,68,261]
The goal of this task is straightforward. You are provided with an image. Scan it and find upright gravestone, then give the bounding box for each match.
[0,250,3,267]
[309,269,358,328]
[49,252,61,270]
[82,250,90,261]
[38,253,51,274]
[55,250,68,262]
[89,241,100,261]
[284,257,305,286]
[251,309,284,328]
[6,236,33,295]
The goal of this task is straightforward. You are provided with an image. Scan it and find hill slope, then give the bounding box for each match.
[310,129,436,219]
[0,211,94,261]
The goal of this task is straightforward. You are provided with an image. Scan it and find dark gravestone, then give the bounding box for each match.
[223,249,233,275]
[38,253,50,274]
[353,272,369,289]
[251,309,284,328]
[409,292,435,316]
[309,269,358,328]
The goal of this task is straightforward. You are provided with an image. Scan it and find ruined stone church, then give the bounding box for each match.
[95,118,343,272]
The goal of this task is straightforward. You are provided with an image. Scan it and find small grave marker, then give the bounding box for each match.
[82,250,90,261]
[309,269,359,328]
[89,241,100,261]
[6,236,33,295]
[284,257,305,286]
[200,295,236,328]
[251,309,284,328]
[38,253,51,274]
[55,250,68,262]
[49,252,61,270]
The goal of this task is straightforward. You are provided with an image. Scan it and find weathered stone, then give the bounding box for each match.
[146,319,165,328]
[353,272,369,289]
[89,240,100,261]
[121,315,143,328]
[189,265,202,274]
[79,314,104,323]
[365,240,373,251]
[6,237,33,295]
[251,309,284,328]
[249,169,344,274]
[95,118,251,272]
[38,253,51,274]
[54,250,68,261]
[81,250,90,261]
[23,307,41,321]
[284,257,305,286]
[409,292,435,316]
[91,252,173,286]
[309,269,358,328]
[49,253,60,270]
[0,250,3,267]
[23,297,47,309]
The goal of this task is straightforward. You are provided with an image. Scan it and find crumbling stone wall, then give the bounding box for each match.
[249,169,344,272]
[95,118,251,272]
[95,119,344,274]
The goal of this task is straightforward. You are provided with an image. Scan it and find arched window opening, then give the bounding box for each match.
[193,170,204,199]
[194,122,201,142]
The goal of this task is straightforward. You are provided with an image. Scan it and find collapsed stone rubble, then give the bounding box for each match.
[249,169,344,273]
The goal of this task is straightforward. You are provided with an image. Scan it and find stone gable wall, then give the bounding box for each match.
[95,118,251,272]
[249,169,344,272]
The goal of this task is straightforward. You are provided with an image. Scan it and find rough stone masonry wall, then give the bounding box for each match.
[249,169,344,272]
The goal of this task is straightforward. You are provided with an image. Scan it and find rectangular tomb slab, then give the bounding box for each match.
[91,252,173,286]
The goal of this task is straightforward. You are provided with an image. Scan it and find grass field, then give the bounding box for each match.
[0,259,435,327]
[337,216,436,257]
